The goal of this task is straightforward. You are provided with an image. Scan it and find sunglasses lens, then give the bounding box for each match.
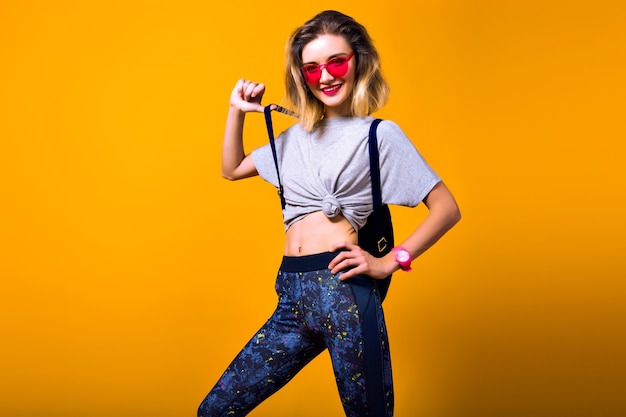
[326,58,348,77]
[302,66,321,84]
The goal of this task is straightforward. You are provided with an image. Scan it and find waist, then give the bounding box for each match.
[280,251,343,272]
[284,211,357,256]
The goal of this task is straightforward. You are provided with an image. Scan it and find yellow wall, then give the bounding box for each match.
[1,1,625,416]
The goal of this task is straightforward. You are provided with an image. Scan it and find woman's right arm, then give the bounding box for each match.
[221,79,266,181]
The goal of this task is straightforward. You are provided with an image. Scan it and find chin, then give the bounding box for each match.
[320,95,349,111]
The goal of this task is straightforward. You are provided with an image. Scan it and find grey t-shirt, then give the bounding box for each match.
[251,116,441,231]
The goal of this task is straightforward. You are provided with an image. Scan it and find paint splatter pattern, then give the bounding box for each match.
[198,262,393,417]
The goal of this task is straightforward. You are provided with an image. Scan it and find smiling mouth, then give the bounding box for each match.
[321,84,342,96]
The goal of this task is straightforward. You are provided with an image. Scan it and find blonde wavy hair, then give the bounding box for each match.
[284,10,390,131]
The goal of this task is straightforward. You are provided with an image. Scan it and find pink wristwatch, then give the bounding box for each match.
[392,246,413,272]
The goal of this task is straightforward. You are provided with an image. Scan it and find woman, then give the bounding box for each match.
[199,10,460,417]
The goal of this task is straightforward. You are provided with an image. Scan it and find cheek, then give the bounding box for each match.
[345,66,357,86]
[344,73,356,92]
[348,61,357,78]
[309,87,325,102]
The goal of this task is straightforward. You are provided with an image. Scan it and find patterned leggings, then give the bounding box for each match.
[198,251,393,417]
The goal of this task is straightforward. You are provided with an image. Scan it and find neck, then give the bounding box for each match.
[324,102,351,119]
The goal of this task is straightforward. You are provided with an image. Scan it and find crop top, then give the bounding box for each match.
[251,116,441,231]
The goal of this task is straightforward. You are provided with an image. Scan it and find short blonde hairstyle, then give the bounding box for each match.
[284,10,390,131]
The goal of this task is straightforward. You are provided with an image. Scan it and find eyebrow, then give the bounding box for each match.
[302,52,351,65]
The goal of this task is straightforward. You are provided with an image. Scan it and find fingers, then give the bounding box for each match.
[328,244,368,279]
[232,79,266,113]
[337,264,366,281]
[328,244,390,281]
[328,240,353,254]
[327,241,353,271]
[239,79,265,100]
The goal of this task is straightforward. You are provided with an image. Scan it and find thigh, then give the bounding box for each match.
[198,307,325,417]
[326,275,394,417]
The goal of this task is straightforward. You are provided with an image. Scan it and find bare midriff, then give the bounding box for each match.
[284,210,357,256]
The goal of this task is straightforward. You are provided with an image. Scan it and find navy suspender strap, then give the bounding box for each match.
[263,105,286,210]
[368,118,384,216]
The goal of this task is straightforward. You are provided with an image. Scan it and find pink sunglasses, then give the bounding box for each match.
[301,52,355,84]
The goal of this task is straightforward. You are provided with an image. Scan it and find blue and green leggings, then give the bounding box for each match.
[198,251,394,417]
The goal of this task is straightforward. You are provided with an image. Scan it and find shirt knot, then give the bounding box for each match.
[322,195,342,218]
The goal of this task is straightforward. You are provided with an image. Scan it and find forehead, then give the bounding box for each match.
[301,34,351,63]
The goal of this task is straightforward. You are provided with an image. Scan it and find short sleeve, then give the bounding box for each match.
[251,140,281,188]
[376,120,441,207]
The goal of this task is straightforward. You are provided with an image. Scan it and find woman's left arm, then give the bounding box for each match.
[329,181,461,280]
[398,180,461,261]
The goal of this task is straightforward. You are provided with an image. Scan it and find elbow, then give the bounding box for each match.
[221,157,255,181]
[449,205,461,228]
[445,197,462,228]
[221,170,237,181]
[438,200,461,232]
[450,197,461,223]
[221,167,253,181]
[221,164,241,181]
[442,186,462,228]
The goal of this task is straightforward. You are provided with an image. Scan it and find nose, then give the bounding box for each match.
[319,66,334,83]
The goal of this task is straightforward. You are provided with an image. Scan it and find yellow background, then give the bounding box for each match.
[1,1,625,416]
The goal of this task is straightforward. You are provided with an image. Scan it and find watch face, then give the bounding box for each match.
[397,250,410,263]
